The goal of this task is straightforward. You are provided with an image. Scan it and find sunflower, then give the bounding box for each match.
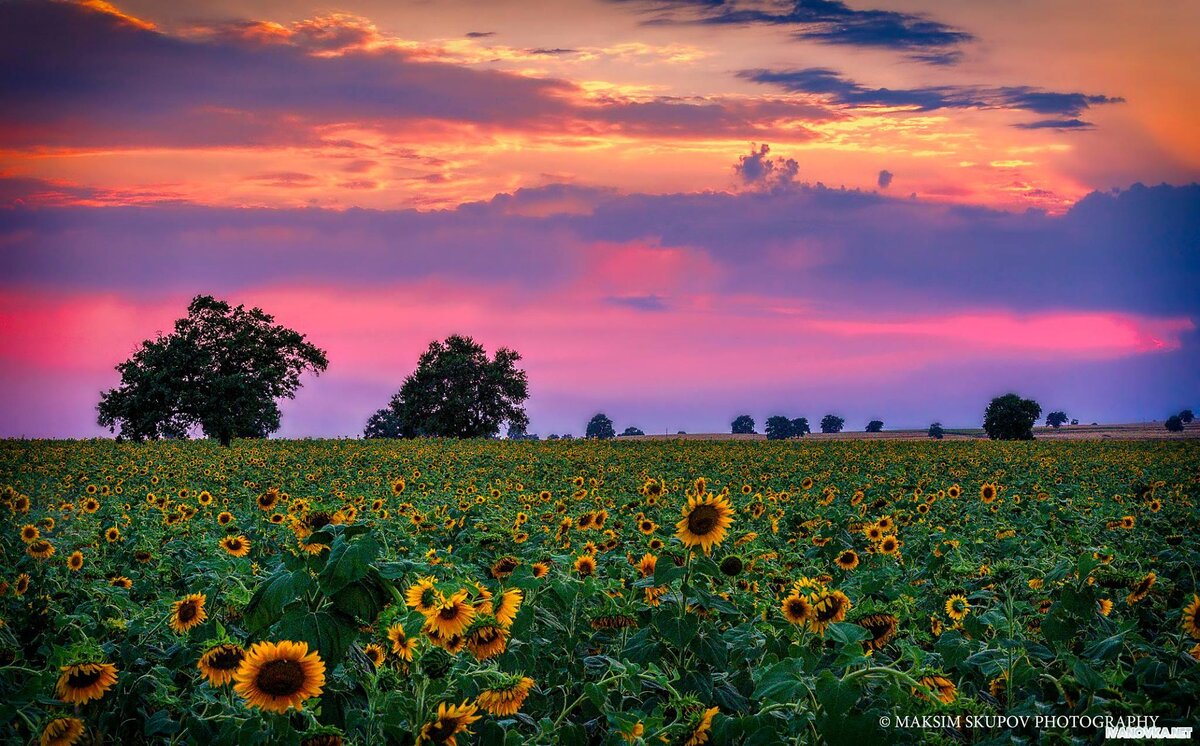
[406,578,441,615]
[419,701,481,745]
[1182,595,1200,639]
[465,619,509,660]
[15,573,30,596]
[39,716,85,746]
[493,588,523,627]
[719,554,744,576]
[233,640,326,713]
[20,524,39,543]
[877,535,901,556]
[944,594,970,622]
[217,511,234,525]
[56,661,118,704]
[198,643,247,686]
[915,675,957,704]
[979,483,998,503]
[683,706,719,746]
[858,613,899,652]
[1120,515,1135,529]
[808,590,852,635]
[573,554,597,578]
[781,593,811,625]
[835,549,859,571]
[256,489,280,511]
[170,593,208,634]
[28,539,55,560]
[477,676,535,716]
[676,493,735,554]
[363,643,386,668]
[110,575,132,589]
[1098,598,1113,617]
[67,551,84,571]
[425,590,476,638]
[1127,572,1156,604]
[637,553,658,578]
[490,556,519,578]
[531,561,551,578]
[388,624,419,662]
[865,525,883,543]
[104,527,121,543]
[220,535,251,557]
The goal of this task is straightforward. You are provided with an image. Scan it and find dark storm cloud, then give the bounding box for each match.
[738,67,1122,127]
[610,0,972,62]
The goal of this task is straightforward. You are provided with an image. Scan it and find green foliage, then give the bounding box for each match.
[764,416,793,440]
[96,295,328,445]
[367,334,529,438]
[820,414,844,434]
[586,413,615,439]
[621,426,645,437]
[983,393,1042,440]
[731,415,756,434]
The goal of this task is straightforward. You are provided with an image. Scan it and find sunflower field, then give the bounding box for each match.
[2,438,1198,745]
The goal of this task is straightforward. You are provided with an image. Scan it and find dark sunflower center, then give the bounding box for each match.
[255,659,306,696]
[178,601,198,623]
[211,648,244,670]
[815,598,842,623]
[228,539,242,550]
[66,667,103,688]
[687,505,719,535]
[786,599,807,616]
[439,605,461,621]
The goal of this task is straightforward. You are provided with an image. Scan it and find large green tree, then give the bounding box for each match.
[97,295,328,446]
[586,413,615,439]
[366,335,528,439]
[982,393,1042,440]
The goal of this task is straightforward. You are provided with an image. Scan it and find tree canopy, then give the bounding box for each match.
[731,415,756,434]
[1165,415,1184,433]
[764,416,793,440]
[364,335,528,439]
[586,413,616,439]
[865,420,884,433]
[928,422,944,439]
[820,414,845,434]
[1046,411,1068,428]
[97,295,328,446]
[983,393,1041,440]
[620,426,645,437]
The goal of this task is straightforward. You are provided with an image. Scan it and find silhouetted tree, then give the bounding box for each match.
[928,422,944,439]
[1046,411,1068,428]
[364,408,404,439]
[366,335,528,439]
[620,426,645,437]
[586,413,616,439]
[791,417,810,436]
[731,415,756,434]
[97,295,328,446]
[1180,409,1194,424]
[865,420,884,433]
[820,414,845,434]
[983,393,1041,440]
[1165,415,1185,433]
[765,416,793,440]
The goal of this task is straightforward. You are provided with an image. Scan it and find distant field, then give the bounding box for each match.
[624,422,1200,441]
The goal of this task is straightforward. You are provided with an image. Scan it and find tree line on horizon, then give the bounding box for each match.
[96,295,1195,445]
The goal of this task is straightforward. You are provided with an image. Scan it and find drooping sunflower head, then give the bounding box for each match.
[28,539,55,560]
[56,661,119,704]
[682,706,719,746]
[1127,571,1157,604]
[857,613,899,652]
[676,493,734,554]
[476,675,535,716]
[719,554,744,577]
[419,701,481,745]
[363,643,386,668]
[1181,595,1200,639]
[808,590,852,635]
[915,675,957,705]
[426,590,477,639]
[835,549,860,571]
[493,588,523,627]
[198,642,246,686]
[233,640,326,713]
[170,593,208,634]
[39,716,85,746]
[465,618,509,660]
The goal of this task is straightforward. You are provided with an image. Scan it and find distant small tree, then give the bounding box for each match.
[1046,411,1068,428]
[928,422,944,440]
[1180,409,1194,424]
[983,393,1041,440]
[620,426,645,437]
[586,414,615,439]
[364,408,404,439]
[791,417,810,437]
[676,430,687,435]
[731,415,756,434]
[1070,419,1078,425]
[765,416,793,440]
[865,420,884,433]
[1165,415,1185,433]
[820,414,844,434]
[547,434,560,440]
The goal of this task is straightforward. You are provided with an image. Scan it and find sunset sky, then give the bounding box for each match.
[1,0,1198,437]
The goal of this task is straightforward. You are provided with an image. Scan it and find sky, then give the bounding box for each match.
[0,0,1197,438]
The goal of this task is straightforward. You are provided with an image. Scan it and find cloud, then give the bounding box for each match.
[465,31,495,38]
[738,67,1123,128]
[611,0,972,63]
[877,170,893,189]
[733,143,799,191]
